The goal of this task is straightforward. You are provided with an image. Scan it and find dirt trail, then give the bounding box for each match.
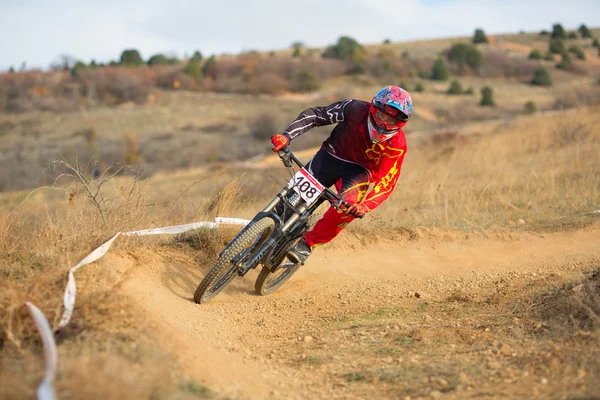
[117,224,599,399]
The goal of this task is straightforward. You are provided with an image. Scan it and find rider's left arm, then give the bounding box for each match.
[360,152,407,212]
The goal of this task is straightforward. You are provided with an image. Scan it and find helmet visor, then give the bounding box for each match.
[373,108,406,131]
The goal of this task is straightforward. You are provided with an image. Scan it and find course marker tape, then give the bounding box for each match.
[25,302,57,400]
[56,217,250,330]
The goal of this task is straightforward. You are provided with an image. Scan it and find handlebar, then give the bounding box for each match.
[277,147,355,215]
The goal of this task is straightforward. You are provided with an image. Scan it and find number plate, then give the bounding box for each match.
[290,168,325,205]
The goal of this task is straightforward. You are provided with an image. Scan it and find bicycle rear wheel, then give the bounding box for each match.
[194,217,274,304]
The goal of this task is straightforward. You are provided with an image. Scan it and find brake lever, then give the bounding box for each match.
[277,148,293,168]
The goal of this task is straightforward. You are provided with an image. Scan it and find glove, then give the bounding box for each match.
[271,134,290,152]
[346,203,369,218]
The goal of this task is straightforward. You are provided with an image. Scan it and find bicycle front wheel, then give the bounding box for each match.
[194,217,274,304]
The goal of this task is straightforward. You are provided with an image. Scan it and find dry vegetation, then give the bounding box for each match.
[1,29,600,399]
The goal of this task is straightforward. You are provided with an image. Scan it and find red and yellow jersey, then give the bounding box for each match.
[283,99,407,210]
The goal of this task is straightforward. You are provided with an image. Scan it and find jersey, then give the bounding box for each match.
[282,99,407,211]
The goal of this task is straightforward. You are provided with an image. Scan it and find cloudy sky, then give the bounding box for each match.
[1,0,599,71]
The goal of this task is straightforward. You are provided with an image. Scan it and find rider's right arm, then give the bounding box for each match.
[283,99,354,140]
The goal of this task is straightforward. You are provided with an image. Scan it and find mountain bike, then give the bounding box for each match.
[193,147,354,304]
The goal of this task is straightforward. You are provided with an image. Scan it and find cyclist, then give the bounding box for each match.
[270,86,412,265]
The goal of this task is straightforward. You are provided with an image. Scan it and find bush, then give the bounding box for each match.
[524,101,537,115]
[202,56,217,80]
[551,24,566,39]
[147,54,169,66]
[472,28,488,44]
[291,69,320,92]
[447,79,463,95]
[579,24,592,38]
[399,81,412,92]
[415,81,425,92]
[383,38,391,44]
[567,32,578,39]
[120,49,144,67]
[549,38,565,54]
[528,49,543,60]
[480,86,495,107]
[531,67,553,86]
[430,58,449,81]
[322,36,363,61]
[191,51,203,63]
[540,30,549,36]
[544,52,555,61]
[593,39,600,48]
[71,61,87,77]
[568,45,586,60]
[465,86,474,95]
[248,113,278,141]
[447,43,484,72]
[556,53,572,70]
[183,61,202,81]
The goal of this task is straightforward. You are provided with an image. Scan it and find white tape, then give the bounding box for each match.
[25,302,57,400]
[55,217,250,331]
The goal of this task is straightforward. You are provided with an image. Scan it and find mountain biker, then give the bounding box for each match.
[270,85,412,265]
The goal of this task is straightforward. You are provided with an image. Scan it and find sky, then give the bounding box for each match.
[1,0,599,71]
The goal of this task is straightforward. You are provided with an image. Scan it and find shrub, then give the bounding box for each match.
[567,32,578,40]
[202,56,217,80]
[71,61,87,77]
[292,47,301,57]
[191,51,203,63]
[430,58,449,81]
[147,54,169,66]
[399,81,412,92]
[465,86,474,95]
[291,69,320,92]
[551,23,566,39]
[248,113,278,141]
[593,39,600,48]
[183,61,202,81]
[528,49,542,60]
[120,49,144,67]
[544,52,555,61]
[579,24,592,38]
[472,28,488,44]
[447,79,463,95]
[417,69,429,79]
[383,38,391,44]
[322,36,363,61]
[415,81,425,92]
[540,30,549,36]
[480,86,495,106]
[568,45,586,60]
[531,67,553,86]
[8,66,15,73]
[549,38,565,54]
[524,101,537,114]
[556,53,572,70]
[447,43,484,72]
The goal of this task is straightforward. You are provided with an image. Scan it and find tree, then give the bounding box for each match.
[148,54,169,66]
[549,38,565,54]
[551,23,566,39]
[202,55,217,80]
[480,86,495,107]
[539,30,549,36]
[578,24,592,38]
[71,61,87,77]
[593,39,600,48]
[430,58,449,81]
[556,53,572,70]
[120,49,144,67]
[322,36,363,60]
[183,61,202,81]
[567,32,578,40]
[190,51,203,63]
[568,45,586,60]
[447,79,463,95]
[8,66,15,73]
[528,49,542,60]
[531,67,552,86]
[472,28,488,44]
[447,43,484,72]
[383,38,391,44]
[89,59,97,68]
[291,69,320,92]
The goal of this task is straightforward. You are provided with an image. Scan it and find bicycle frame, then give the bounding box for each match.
[229,147,350,276]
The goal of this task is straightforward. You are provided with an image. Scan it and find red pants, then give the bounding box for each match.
[303,149,370,249]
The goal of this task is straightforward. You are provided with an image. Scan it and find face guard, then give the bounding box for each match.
[367,86,412,144]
